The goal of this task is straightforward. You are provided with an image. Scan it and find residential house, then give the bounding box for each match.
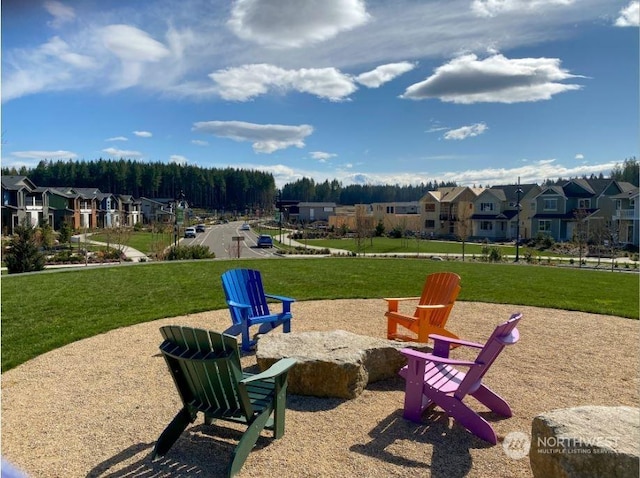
[419,187,484,239]
[140,197,174,224]
[289,202,336,224]
[531,178,636,242]
[471,183,541,241]
[96,192,121,228]
[119,195,142,227]
[40,187,76,231]
[370,201,422,233]
[610,187,639,247]
[1,175,42,234]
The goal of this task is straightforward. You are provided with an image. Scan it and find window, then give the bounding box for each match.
[578,198,590,209]
[386,206,394,214]
[539,220,551,232]
[480,202,494,212]
[480,221,493,231]
[543,198,557,211]
[425,220,435,228]
[424,203,435,212]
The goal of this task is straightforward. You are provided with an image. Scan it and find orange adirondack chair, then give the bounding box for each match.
[385,272,461,343]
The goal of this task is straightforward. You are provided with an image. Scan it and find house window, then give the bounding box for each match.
[543,199,557,211]
[386,206,394,214]
[480,221,493,231]
[578,199,591,209]
[425,220,435,228]
[616,200,621,210]
[480,202,494,212]
[539,220,551,232]
[424,203,435,212]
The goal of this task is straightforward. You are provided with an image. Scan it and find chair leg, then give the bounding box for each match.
[436,395,498,444]
[282,318,291,334]
[152,407,194,459]
[273,382,288,438]
[227,409,272,478]
[241,324,253,351]
[472,384,512,417]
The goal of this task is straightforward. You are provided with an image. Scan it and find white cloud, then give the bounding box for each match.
[170,155,188,165]
[575,153,584,160]
[133,131,153,138]
[310,151,337,162]
[106,136,128,142]
[12,150,78,160]
[402,53,583,104]
[101,25,170,62]
[444,123,488,140]
[191,139,209,146]
[209,63,357,101]
[228,0,370,48]
[102,147,144,158]
[44,1,76,28]
[615,1,639,27]
[192,120,314,153]
[472,0,575,18]
[355,62,416,88]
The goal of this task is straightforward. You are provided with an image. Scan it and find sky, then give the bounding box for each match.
[1,0,638,190]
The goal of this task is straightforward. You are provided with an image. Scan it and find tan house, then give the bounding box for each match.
[419,187,484,239]
[370,201,422,233]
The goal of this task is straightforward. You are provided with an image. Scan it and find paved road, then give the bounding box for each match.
[182,221,279,259]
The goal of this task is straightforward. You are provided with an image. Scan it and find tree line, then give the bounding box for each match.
[3,157,636,212]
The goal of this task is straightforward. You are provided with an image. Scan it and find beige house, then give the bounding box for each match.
[419,187,485,238]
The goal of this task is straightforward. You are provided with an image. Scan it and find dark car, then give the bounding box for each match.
[195,224,206,233]
[257,235,273,248]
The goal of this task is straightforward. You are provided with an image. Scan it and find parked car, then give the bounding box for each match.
[240,223,250,231]
[257,235,273,248]
[195,224,206,233]
[184,227,196,238]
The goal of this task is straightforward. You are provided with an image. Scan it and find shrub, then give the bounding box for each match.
[165,245,215,260]
[4,219,46,274]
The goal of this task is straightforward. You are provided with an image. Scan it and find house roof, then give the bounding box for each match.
[1,175,37,191]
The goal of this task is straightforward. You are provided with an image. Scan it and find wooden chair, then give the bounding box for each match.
[399,312,522,444]
[221,268,295,351]
[152,325,296,477]
[384,272,461,343]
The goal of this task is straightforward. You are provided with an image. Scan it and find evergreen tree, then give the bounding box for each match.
[4,218,46,274]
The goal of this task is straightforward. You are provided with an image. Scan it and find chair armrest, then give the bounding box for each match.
[241,358,297,383]
[415,304,447,309]
[429,334,483,349]
[227,299,251,310]
[264,294,295,304]
[383,297,420,302]
[400,348,477,367]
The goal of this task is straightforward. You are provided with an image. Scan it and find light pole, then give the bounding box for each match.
[174,190,185,247]
[515,177,522,262]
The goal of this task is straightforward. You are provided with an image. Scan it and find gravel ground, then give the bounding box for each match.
[2,299,638,478]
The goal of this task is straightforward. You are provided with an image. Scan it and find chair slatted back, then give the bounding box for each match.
[414,272,461,327]
[159,325,252,419]
[455,312,522,399]
[222,269,271,324]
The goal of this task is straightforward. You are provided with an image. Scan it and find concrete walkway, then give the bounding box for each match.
[72,234,149,262]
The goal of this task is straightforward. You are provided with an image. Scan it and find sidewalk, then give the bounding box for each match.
[72,234,149,262]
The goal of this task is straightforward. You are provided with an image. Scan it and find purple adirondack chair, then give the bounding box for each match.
[399,312,522,444]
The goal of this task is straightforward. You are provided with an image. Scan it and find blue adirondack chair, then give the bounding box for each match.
[152,325,296,477]
[221,268,295,351]
[399,312,522,444]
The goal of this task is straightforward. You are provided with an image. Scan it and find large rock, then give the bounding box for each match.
[530,406,640,478]
[256,330,431,399]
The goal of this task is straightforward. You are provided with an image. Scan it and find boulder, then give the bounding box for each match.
[256,330,431,399]
[530,406,640,478]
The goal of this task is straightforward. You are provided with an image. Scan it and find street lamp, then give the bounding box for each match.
[515,177,522,262]
[173,190,186,247]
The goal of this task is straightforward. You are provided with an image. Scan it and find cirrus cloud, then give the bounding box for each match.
[401,53,583,104]
[444,123,488,140]
[102,147,143,158]
[471,0,575,18]
[193,120,314,153]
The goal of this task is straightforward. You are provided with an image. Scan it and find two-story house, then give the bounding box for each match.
[532,178,636,242]
[370,201,422,233]
[610,187,639,247]
[119,195,142,227]
[420,186,484,239]
[472,183,541,241]
[289,202,336,224]
[1,175,42,234]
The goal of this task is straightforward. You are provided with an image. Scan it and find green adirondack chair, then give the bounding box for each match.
[152,325,296,477]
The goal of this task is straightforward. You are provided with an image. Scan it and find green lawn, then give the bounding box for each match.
[89,231,174,254]
[2,258,638,372]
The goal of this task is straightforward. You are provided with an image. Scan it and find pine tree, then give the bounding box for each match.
[4,218,46,274]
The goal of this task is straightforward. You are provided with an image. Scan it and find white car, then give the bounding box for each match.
[240,223,250,231]
[184,227,196,238]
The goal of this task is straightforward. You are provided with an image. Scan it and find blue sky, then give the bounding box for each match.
[1,0,638,189]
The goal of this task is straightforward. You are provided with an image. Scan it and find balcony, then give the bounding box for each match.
[613,209,637,220]
[439,214,458,221]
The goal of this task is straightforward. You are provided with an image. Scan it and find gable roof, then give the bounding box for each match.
[1,175,37,191]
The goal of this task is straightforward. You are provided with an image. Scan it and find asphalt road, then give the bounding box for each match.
[181,220,278,259]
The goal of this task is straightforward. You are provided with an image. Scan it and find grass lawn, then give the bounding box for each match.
[1,257,637,372]
[89,231,174,254]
